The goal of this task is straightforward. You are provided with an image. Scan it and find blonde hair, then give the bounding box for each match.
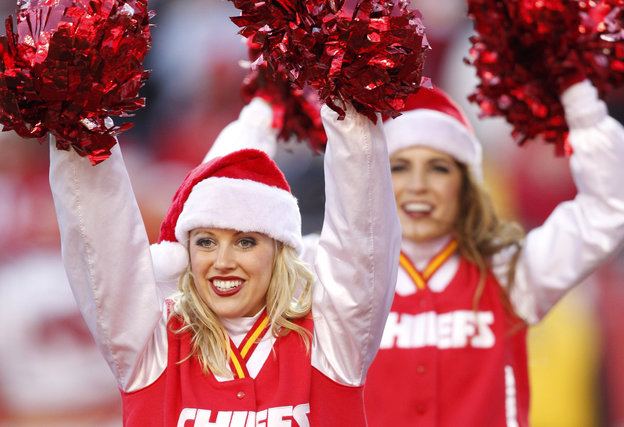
[169,244,314,377]
[453,163,525,310]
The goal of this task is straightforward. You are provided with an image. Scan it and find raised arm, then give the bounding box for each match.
[496,80,624,324]
[311,104,401,385]
[49,141,167,391]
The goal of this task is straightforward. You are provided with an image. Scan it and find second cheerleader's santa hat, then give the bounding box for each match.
[150,149,302,282]
[384,84,483,182]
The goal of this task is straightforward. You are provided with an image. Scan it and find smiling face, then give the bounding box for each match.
[188,228,276,318]
[390,146,463,243]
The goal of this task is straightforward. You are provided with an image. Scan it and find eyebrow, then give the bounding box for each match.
[430,157,454,164]
[390,157,409,163]
[191,229,257,237]
[391,156,453,164]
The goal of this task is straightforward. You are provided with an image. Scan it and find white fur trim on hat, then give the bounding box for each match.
[384,109,483,182]
[150,240,189,283]
[175,176,303,253]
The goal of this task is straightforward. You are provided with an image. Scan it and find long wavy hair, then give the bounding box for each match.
[169,243,314,377]
[453,163,526,311]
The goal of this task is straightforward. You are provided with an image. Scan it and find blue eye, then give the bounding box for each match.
[195,238,215,248]
[238,237,257,249]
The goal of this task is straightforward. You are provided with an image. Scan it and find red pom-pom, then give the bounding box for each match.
[0,0,154,164]
[242,38,327,153]
[466,0,624,155]
[230,0,430,123]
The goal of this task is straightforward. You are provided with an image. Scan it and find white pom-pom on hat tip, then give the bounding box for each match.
[150,240,189,283]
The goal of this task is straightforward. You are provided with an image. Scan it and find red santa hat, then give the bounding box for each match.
[384,85,483,181]
[150,149,302,282]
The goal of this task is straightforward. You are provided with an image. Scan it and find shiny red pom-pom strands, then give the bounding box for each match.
[230,0,430,128]
[242,38,327,153]
[0,0,154,164]
[466,0,624,155]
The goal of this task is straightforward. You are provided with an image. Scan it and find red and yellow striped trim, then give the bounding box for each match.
[241,314,270,361]
[399,239,458,290]
[228,309,270,379]
[229,347,247,379]
[399,253,427,290]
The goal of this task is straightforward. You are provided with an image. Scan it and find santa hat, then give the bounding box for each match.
[384,85,483,181]
[150,149,302,282]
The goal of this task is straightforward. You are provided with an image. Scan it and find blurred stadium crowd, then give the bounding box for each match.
[1,0,624,426]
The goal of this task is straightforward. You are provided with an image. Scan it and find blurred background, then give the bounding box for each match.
[1,0,623,426]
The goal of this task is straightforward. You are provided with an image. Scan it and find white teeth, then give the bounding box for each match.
[404,202,432,213]
[212,280,243,291]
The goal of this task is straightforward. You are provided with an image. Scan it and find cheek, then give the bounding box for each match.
[252,252,276,288]
[443,182,462,217]
[257,255,276,281]
[189,251,211,276]
[391,176,407,201]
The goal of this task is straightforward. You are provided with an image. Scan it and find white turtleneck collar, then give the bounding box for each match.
[220,308,264,347]
[215,308,275,381]
[401,234,454,270]
[397,234,461,294]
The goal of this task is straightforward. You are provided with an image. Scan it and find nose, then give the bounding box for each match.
[405,167,427,193]
[214,245,236,271]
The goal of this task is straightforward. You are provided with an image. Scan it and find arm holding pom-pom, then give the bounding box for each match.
[310,102,401,385]
[49,136,167,392]
[494,80,624,324]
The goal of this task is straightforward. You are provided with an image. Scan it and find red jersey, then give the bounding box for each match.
[122,312,366,426]
[364,253,529,426]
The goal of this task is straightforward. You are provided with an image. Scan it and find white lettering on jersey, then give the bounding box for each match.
[232,411,253,427]
[505,366,519,427]
[256,409,267,426]
[196,409,232,426]
[380,310,495,349]
[267,406,292,426]
[292,404,311,427]
[177,404,311,427]
[178,408,198,427]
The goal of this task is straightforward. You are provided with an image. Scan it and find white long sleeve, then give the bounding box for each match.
[49,142,167,392]
[310,105,401,385]
[496,80,624,324]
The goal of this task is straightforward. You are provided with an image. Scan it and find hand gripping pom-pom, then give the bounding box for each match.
[0,0,154,164]
[466,0,624,155]
[230,0,430,124]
